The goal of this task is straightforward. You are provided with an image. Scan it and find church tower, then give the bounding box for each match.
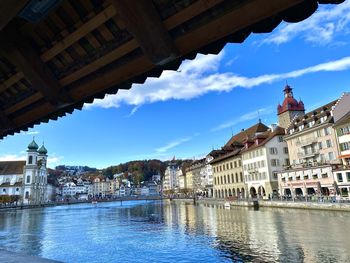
[23,138,39,203]
[277,85,305,129]
[23,139,49,204]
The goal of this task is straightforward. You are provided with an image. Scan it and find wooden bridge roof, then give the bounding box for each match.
[0,0,344,139]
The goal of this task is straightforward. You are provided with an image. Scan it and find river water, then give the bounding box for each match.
[0,200,349,262]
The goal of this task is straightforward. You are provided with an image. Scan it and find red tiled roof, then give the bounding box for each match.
[241,126,286,153]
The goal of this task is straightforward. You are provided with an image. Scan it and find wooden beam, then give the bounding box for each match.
[0,72,24,93]
[60,0,224,86]
[5,92,43,115]
[40,4,116,62]
[1,31,73,108]
[4,0,305,128]
[0,0,29,30]
[71,0,303,97]
[0,108,15,131]
[112,0,178,65]
[175,0,303,55]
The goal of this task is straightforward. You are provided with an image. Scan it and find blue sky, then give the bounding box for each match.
[1,2,350,169]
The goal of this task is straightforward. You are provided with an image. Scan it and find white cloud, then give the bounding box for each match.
[262,2,350,45]
[21,131,40,136]
[47,155,63,167]
[155,137,192,153]
[85,51,350,111]
[0,154,26,161]
[125,105,140,118]
[211,107,274,132]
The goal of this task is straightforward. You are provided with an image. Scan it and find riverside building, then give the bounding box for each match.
[0,139,50,204]
[211,122,270,199]
[242,124,288,198]
[278,87,346,197]
[332,92,350,197]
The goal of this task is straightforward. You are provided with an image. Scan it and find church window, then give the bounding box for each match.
[25,192,29,199]
[26,176,30,183]
[2,189,6,193]
[16,188,19,191]
[28,156,33,164]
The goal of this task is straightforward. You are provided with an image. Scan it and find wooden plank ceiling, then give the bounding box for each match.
[0,0,344,139]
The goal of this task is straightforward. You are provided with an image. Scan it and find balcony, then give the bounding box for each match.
[297,149,319,158]
[296,137,317,147]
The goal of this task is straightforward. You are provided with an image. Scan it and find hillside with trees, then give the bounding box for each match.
[102,159,193,184]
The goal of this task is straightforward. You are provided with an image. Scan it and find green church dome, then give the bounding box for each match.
[38,145,48,155]
[27,139,39,150]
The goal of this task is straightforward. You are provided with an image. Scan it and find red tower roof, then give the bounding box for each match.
[277,85,305,115]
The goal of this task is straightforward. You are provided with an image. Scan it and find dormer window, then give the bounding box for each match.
[299,125,304,131]
[309,121,315,128]
[320,116,327,123]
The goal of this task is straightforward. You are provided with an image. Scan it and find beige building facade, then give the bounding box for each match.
[212,152,245,199]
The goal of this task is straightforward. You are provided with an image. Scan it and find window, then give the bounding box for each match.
[16,188,19,191]
[316,130,321,137]
[326,139,332,148]
[312,174,318,179]
[234,161,237,168]
[337,173,343,182]
[340,142,350,151]
[25,192,29,199]
[328,152,334,161]
[273,172,278,180]
[236,173,238,182]
[284,147,289,154]
[230,162,233,169]
[347,172,350,182]
[269,148,278,154]
[28,156,33,164]
[296,176,300,181]
[304,175,309,180]
[231,174,234,183]
[261,160,265,167]
[271,159,280,166]
[320,116,327,123]
[278,136,284,142]
[299,125,304,131]
[284,159,290,166]
[318,142,323,150]
[26,176,30,183]
[238,160,242,167]
[309,121,315,128]
[2,189,5,193]
[226,163,229,170]
[240,172,243,182]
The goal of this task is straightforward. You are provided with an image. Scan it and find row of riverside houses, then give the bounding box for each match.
[162,86,350,200]
[59,173,162,201]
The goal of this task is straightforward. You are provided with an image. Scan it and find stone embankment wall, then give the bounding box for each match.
[171,198,350,212]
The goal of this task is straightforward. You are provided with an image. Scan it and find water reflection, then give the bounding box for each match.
[0,201,349,263]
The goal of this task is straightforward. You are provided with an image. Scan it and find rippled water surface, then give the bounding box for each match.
[0,200,349,262]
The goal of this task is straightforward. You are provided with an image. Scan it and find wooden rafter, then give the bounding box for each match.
[112,0,178,65]
[0,72,24,93]
[40,4,116,62]
[0,107,15,132]
[1,31,73,108]
[0,0,29,30]
[60,0,224,86]
[71,0,303,97]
